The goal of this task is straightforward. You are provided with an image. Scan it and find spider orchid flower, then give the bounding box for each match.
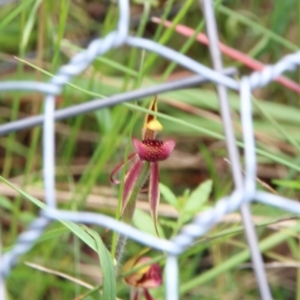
[110,97,175,234]
[123,254,162,300]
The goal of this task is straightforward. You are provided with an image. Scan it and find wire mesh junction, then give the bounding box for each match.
[1,0,300,299]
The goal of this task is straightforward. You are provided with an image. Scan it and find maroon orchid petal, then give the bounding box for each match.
[121,160,151,223]
[134,290,141,300]
[149,162,160,236]
[138,260,162,288]
[125,256,163,289]
[110,152,138,184]
[121,159,145,215]
[144,289,155,300]
[132,138,175,162]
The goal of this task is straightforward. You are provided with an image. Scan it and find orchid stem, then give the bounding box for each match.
[115,235,128,268]
[114,162,150,271]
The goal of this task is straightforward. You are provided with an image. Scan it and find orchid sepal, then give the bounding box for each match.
[143,96,163,140]
[149,162,160,236]
[110,152,138,184]
[123,254,162,289]
[121,160,150,223]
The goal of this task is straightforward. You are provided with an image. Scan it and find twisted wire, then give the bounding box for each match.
[248,51,300,89]
[1,216,51,278]
[0,81,59,94]
[172,189,245,249]
[48,0,129,93]
[0,68,237,136]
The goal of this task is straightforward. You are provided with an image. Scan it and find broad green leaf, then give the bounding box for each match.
[19,211,35,223]
[132,208,165,238]
[63,222,97,252]
[159,218,177,230]
[272,179,300,190]
[0,196,12,210]
[85,228,116,300]
[182,180,213,223]
[159,183,178,209]
[0,176,98,251]
[0,176,46,209]
[38,225,70,243]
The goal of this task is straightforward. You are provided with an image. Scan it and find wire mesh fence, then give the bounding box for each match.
[1,0,300,299]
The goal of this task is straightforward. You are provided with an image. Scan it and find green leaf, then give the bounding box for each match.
[0,196,12,210]
[272,179,300,190]
[85,228,116,300]
[0,176,46,209]
[63,222,97,252]
[0,176,98,251]
[38,225,70,243]
[159,182,178,209]
[0,175,116,298]
[182,180,213,223]
[132,208,165,238]
[19,211,35,223]
[21,0,44,51]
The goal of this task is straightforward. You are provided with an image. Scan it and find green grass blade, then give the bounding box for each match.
[85,228,116,300]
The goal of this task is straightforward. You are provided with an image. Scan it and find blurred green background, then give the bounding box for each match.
[1,0,300,299]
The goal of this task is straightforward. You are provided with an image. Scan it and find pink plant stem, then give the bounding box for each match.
[152,17,300,94]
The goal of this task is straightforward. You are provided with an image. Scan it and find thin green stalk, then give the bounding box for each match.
[66,105,134,219]
[246,36,270,62]
[6,0,28,240]
[4,0,43,179]
[161,20,205,81]
[52,0,70,71]
[180,222,300,294]
[253,97,300,153]
[61,68,98,167]
[122,162,150,224]
[252,95,300,197]
[151,0,176,42]
[23,0,46,188]
[61,114,84,166]
[0,0,35,32]
[102,2,116,36]
[218,5,298,52]
[122,2,150,90]
[142,0,195,75]
[115,162,150,265]
[20,0,43,51]
[110,116,136,260]
[161,0,223,80]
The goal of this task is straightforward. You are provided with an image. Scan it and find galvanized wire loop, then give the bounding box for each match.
[248,51,300,89]
[172,189,246,250]
[1,215,51,278]
[240,77,256,199]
